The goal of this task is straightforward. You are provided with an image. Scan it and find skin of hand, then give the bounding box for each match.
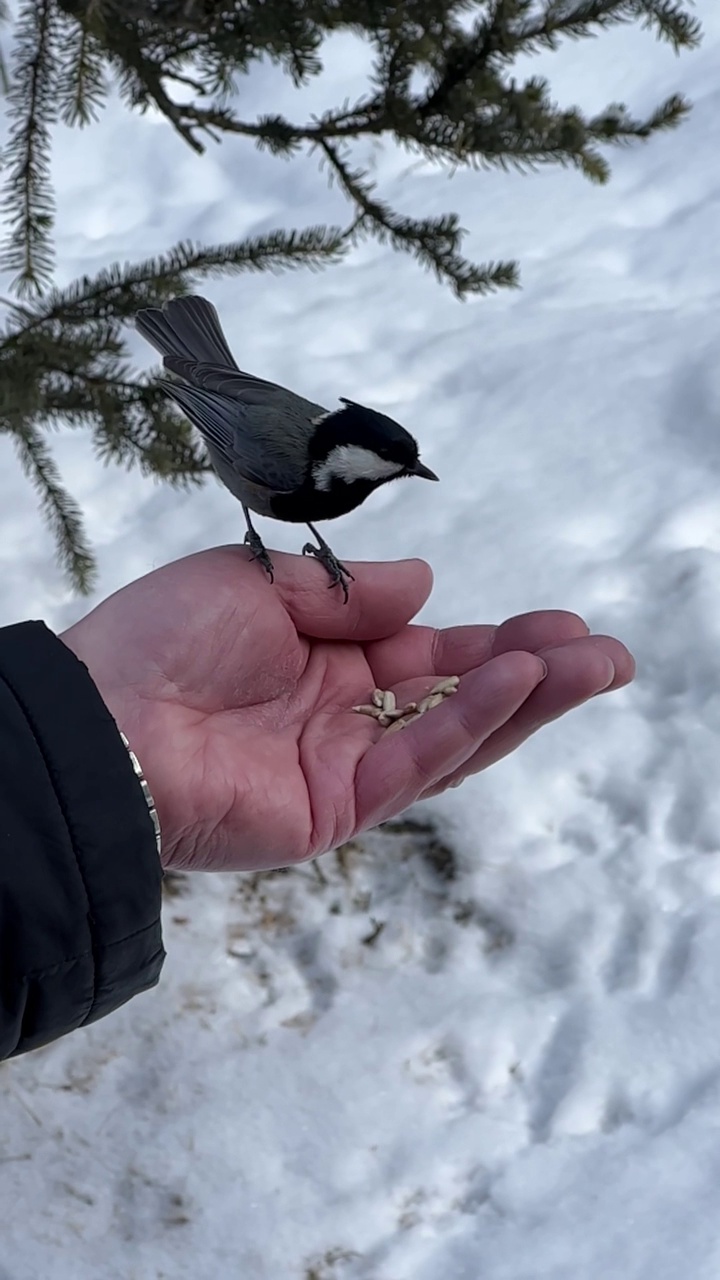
[60,548,635,872]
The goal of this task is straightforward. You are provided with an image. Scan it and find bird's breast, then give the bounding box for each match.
[271,479,377,523]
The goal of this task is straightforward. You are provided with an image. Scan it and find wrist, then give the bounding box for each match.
[119,732,162,860]
[60,621,163,860]
[60,619,133,735]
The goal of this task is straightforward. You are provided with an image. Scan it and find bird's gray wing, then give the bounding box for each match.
[163,356,324,411]
[161,380,322,494]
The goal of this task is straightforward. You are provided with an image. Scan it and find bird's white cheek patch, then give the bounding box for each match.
[313,445,403,490]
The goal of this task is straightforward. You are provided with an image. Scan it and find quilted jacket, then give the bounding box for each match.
[0,621,164,1059]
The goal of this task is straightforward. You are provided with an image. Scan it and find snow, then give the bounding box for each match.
[2,8,720,1277]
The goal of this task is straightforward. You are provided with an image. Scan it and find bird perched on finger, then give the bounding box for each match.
[135,294,438,601]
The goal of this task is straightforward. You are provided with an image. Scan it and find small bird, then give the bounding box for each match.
[135,295,438,601]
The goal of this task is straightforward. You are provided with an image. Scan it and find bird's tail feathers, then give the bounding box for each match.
[135,295,238,369]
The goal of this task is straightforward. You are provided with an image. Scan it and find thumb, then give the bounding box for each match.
[272,553,434,641]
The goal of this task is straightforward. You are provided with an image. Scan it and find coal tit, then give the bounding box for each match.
[135,295,438,600]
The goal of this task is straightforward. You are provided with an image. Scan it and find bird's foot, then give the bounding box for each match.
[244,530,275,582]
[302,541,354,603]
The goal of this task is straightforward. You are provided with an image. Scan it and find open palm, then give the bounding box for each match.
[62,547,634,872]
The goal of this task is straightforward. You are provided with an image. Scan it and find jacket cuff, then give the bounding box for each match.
[0,620,164,1057]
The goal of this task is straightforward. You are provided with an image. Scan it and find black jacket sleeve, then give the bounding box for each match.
[0,621,165,1059]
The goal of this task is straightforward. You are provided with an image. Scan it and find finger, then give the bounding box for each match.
[422,637,622,796]
[366,609,593,689]
[365,624,496,689]
[576,634,636,692]
[272,554,434,642]
[492,609,589,653]
[354,651,547,828]
[485,637,618,741]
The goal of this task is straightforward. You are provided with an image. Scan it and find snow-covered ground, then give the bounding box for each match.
[2,9,720,1277]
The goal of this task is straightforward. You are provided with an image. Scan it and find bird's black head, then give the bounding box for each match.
[308,398,438,494]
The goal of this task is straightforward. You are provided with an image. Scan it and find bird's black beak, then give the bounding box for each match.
[412,460,439,481]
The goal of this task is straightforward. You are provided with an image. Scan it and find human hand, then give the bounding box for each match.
[61,548,635,872]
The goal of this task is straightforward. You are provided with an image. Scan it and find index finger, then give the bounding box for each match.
[366,610,592,687]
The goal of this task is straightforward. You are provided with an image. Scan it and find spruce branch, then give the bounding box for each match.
[0,0,60,296]
[317,137,517,298]
[46,0,698,277]
[0,227,348,345]
[100,20,209,153]
[418,0,509,119]
[11,421,96,591]
[0,2,10,95]
[534,1,702,52]
[56,12,108,126]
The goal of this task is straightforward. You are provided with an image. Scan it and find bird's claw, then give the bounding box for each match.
[302,542,354,603]
[244,530,275,582]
